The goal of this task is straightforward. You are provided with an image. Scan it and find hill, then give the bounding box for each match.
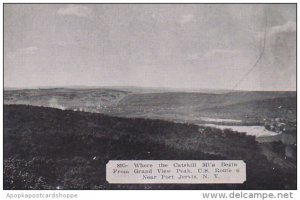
[4,88,129,111]
[199,96,296,121]
[4,105,296,189]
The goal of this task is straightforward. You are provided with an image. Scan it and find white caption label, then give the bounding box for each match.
[106,160,246,184]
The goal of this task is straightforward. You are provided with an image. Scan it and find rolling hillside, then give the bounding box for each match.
[4,105,296,189]
[4,88,129,111]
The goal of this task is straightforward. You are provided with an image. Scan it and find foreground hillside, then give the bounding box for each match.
[4,105,296,189]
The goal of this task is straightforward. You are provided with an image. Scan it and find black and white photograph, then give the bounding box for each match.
[3,3,297,190]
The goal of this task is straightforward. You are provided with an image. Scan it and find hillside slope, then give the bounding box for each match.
[200,96,296,121]
[4,105,296,189]
[4,88,129,111]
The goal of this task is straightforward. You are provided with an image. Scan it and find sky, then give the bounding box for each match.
[4,4,296,91]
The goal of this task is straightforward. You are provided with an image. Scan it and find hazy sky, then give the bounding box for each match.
[4,4,296,90]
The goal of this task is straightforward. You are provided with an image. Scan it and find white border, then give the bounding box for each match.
[0,1,298,200]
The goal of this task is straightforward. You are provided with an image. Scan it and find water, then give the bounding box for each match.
[202,123,279,137]
[200,117,242,123]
